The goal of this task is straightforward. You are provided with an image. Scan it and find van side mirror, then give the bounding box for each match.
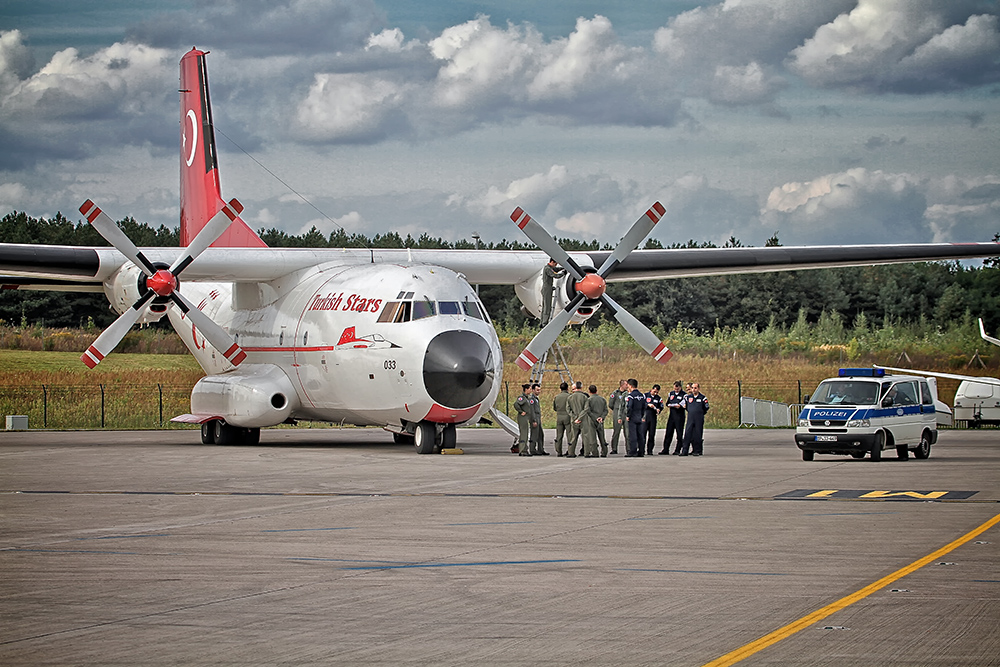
[881,396,893,408]
[803,394,810,403]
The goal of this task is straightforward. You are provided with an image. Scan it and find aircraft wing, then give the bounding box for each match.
[1,240,999,287]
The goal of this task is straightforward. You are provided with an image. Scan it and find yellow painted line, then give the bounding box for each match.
[702,511,1000,667]
[805,490,838,498]
[860,491,948,499]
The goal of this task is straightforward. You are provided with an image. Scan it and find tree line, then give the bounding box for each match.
[2,210,998,337]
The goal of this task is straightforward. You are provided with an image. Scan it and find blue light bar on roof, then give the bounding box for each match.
[839,368,885,377]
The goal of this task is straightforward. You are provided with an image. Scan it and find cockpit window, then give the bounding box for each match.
[377,301,412,323]
[462,300,484,320]
[439,301,461,315]
[412,299,436,320]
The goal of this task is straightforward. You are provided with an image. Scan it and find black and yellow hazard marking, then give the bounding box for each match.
[777,489,978,501]
[701,510,1000,667]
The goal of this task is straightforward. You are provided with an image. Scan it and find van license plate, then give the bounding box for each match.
[815,435,837,442]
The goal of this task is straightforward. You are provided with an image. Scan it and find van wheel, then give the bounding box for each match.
[913,431,932,459]
[802,449,814,461]
[850,452,866,459]
[896,445,909,460]
[870,431,884,462]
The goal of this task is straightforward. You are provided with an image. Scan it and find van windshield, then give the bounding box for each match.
[809,380,879,406]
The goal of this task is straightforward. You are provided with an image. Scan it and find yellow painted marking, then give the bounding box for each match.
[701,511,1000,667]
[806,490,839,498]
[860,491,948,499]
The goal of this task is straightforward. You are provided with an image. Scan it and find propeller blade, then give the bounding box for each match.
[514,293,586,371]
[596,202,665,277]
[600,294,673,364]
[510,207,587,280]
[170,291,247,366]
[169,198,244,276]
[79,200,157,275]
[80,291,156,368]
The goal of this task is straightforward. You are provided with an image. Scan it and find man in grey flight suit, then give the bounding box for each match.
[515,383,534,456]
[566,381,589,458]
[608,379,627,454]
[540,258,566,325]
[552,382,571,456]
[530,383,548,455]
[584,384,609,457]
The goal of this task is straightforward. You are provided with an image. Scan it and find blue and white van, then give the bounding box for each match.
[795,368,944,461]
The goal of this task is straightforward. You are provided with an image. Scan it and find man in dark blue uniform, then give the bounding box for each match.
[642,384,664,455]
[624,378,646,457]
[661,381,686,455]
[680,382,709,456]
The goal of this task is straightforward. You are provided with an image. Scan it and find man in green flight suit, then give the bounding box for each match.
[540,258,566,325]
[566,381,589,458]
[515,383,534,456]
[551,382,571,456]
[530,383,548,455]
[607,379,628,455]
[583,384,609,458]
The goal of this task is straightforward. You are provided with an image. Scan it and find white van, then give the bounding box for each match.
[954,379,1000,428]
[795,368,941,462]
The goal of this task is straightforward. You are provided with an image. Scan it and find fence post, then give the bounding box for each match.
[100,384,105,428]
[42,385,47,427]
[798,379,802,405]
[737,380,742,427]
[158,383,163,426]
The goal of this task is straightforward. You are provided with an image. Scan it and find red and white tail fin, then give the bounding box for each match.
[179,48,266,249]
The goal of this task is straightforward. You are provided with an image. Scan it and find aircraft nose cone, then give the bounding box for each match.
[423,331,494,409]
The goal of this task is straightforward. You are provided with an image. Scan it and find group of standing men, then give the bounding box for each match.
[515,379,708,458]
[608,380,709,457]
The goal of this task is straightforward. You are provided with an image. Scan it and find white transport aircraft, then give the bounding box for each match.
[2,49,1000,451]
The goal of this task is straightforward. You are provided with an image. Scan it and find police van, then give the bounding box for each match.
[795,368,943,462]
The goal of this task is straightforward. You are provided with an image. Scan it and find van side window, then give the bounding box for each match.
[920,381,933,405]
[895,381,918,405]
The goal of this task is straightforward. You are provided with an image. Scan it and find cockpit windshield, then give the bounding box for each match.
[377,296,489,323]
[809,380,879,406]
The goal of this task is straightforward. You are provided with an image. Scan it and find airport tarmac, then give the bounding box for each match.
[1,427,998,666]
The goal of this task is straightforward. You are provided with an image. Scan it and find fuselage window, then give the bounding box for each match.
[412,299,436,320]
[462,300,484,320]
[439,301,461,315]
[279,331,284,346]
[303,331,308,346]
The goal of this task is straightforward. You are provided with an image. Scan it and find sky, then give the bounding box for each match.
[1,0,998,248]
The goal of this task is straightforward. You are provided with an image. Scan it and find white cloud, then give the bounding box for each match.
[293,72,409,142]
[0,181,28,211]
[788,0,1000,92]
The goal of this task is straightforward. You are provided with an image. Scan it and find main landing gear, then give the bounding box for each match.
[201,419,260,446]
[411,421,456,454]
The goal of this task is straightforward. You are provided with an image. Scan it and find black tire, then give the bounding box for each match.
[245,427,260,446]
[850,452,866,459]
[870,431,884,462]
[441,424,457,450]
[201,421,216,445]
[214,419,239,446]
[802,449,814,461]
[913,430,932,459]
[414,421,438,454]
[896,445,909,460]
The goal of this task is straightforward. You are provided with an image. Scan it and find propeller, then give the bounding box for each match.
[510,202,673,371]
[78,198,247,369]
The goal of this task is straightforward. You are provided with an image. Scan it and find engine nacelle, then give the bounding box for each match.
[104,263,169,324]
[514,264,602,325]
[190,364,299,428]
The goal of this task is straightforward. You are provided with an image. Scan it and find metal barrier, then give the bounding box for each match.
[739,396,791,427]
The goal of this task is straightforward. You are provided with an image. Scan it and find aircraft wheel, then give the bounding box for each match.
[441,424,457,450]
[214,420,242,446]
[913,431,932,459]
[245,427,260,446]
[414,422,437,454]
[870,431,884,462]
[896,445,909,460]
[201,421,216,445]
